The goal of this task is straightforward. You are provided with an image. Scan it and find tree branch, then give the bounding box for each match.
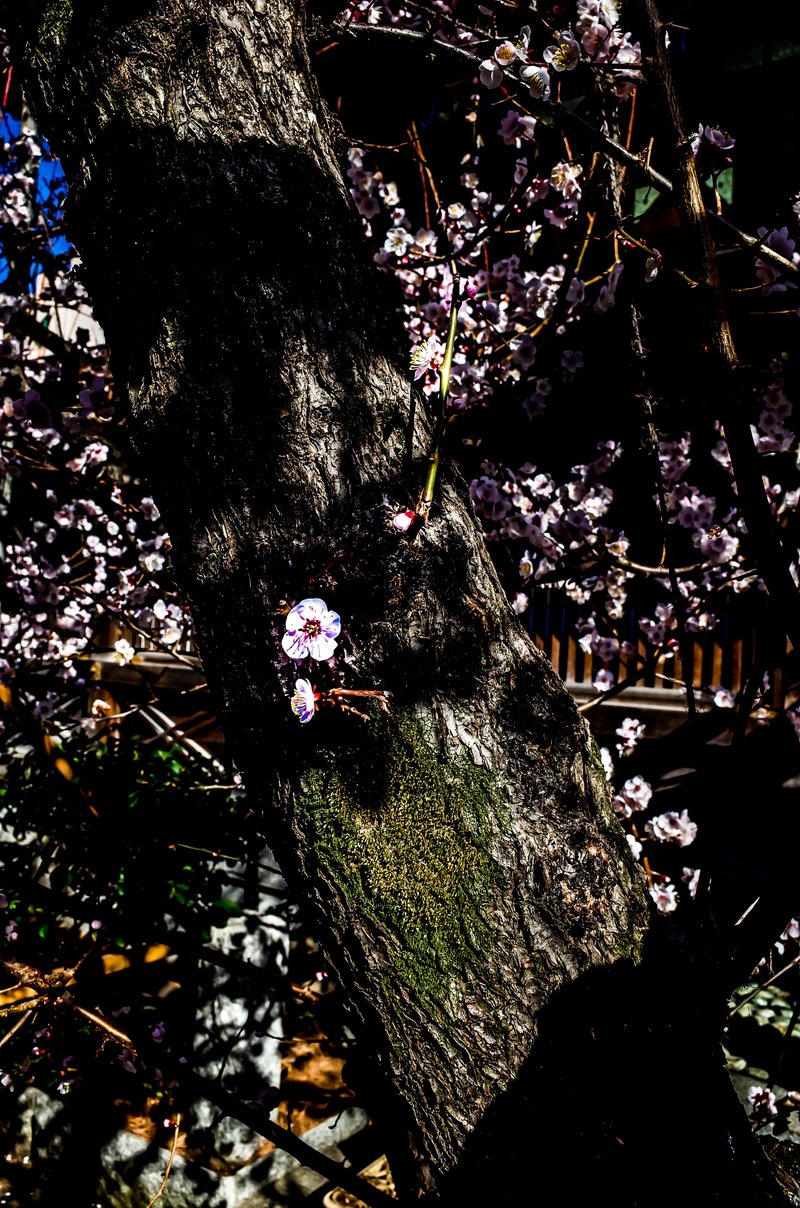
[628,0,800,656]
[343,23,798,280]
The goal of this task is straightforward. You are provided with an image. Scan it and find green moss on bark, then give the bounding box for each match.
[36,0,72,49]
[296,711,504,1014]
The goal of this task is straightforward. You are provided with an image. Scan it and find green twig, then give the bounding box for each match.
[415,271,461,521]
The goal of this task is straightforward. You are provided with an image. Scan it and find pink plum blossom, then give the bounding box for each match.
[392,509,416,532]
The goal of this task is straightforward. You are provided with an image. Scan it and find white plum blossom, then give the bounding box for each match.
[494,40,524,67]
[669,484,716,530]
[520,65,551,101]
[613,774,652,817]
[646,809,698,848]
[550,162,583,200]
[627,833,642,860]
[140,496,160,521]
[481,30,530,90]
[290,678,317,724]
[616,716,645,756]
[282,598,341,661]
[112,639,136,666]
[410,335,444,380]
[650,880,679,914]
[693,527,739,564]
[638,603,677,649]
[139,550,165,573]
[66,441,109,473]
[384,226,414,256]
[479,59,503,89]
[543,30,581,72]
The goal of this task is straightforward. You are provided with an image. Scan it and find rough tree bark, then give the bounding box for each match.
[0,3,789,1204]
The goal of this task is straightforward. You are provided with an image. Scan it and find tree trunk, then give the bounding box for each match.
[1,3,786,1204]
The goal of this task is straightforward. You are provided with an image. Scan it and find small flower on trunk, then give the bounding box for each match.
[282,598,341,661]
[291,678,318,724]
[392,509,416,532]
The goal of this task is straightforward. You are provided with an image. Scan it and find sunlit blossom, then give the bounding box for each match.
[520,65,551,101]
[409,335,444,380]
[392,509,416,532]
[543,31,581,72]
[112,638,136,666]
[612,775,652,817]
[290,678,317,724]
[282,598,341,661]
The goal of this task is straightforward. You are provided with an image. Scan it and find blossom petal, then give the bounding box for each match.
[479,59,503,88]
[308,633,338,661]
[291,678,316,723]
[282,631,309,659]
[284,603,308,634]
[322,610,341,638]
[297,597,330,615]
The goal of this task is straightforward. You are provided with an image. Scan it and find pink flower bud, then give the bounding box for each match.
[392,510,416,532]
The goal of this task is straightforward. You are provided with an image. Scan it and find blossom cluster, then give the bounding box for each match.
[600,741,699,915]
[0,122,192,747]
[477,5,641,102]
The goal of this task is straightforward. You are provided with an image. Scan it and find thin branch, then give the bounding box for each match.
[185,1071,405,1208]
[628,0,800,657]
[0,1007,35,1051]
[729,955,800,1016]
[144,1113,182,1208]
[344,24,798,279]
